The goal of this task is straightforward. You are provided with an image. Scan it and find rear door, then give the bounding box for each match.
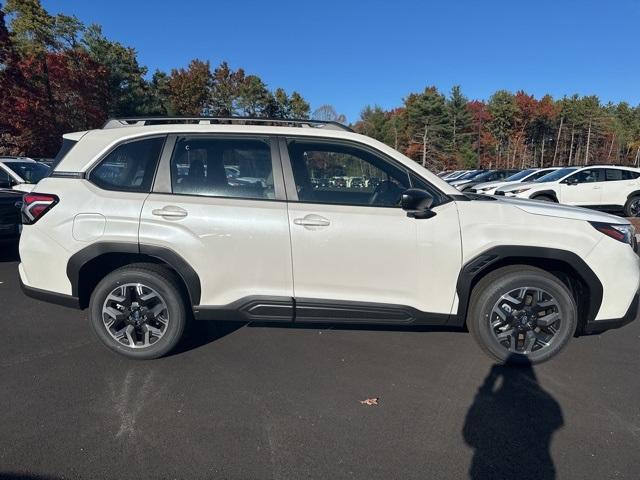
[601,168,640,207]
[139,134,293,315]
[559,168,605,205]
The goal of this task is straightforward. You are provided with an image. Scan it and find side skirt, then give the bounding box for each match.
[193,296,451,326]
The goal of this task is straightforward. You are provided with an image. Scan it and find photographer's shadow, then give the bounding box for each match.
[463,356,563,480]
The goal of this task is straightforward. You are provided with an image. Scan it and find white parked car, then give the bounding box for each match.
[0,157,51,193]
[496,165,640,216]
[470,167,560,195]
[18,118,640,364]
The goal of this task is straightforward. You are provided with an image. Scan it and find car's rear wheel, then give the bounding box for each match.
[89,263,187,359]
[467,266,577,364]
[624,195,640,217]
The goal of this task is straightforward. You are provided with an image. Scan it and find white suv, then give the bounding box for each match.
[18,118,640,363]
[496,165,640,216]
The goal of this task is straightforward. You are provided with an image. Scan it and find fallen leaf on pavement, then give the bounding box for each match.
[360,397,379,406]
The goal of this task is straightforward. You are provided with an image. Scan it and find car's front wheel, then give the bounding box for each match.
[623,195,640,217]
[467,266,577,364]
[88,263,187,359]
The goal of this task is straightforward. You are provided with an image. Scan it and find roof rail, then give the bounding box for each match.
[102,116,353,132]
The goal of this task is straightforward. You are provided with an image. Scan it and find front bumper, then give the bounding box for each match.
[583,292,639,334]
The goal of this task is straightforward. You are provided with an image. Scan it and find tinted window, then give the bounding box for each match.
[287,140,410,207]
[537,167,579,182]
[506,169,536,181]
[4,162,50,183]
[528,169,555,181]
[567,168,605,184]
[606,169,640,181]
[171,136,274,200]
[90,137,164,192]
[0,168,13,186]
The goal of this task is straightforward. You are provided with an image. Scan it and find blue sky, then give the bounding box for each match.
[43,0,640,122]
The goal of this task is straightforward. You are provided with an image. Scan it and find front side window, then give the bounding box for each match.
[567,168,605,184]
[287,139,410,207]
[170,136,274,200]
[90,137,165,192]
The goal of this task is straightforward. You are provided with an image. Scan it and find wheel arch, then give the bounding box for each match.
[452,246,602,334]
[626,190,640,200]
[530,190,558,202]
[67,242,201,309]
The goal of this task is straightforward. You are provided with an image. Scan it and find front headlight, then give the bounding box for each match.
[511,187,531,195]
[590,222,635,247]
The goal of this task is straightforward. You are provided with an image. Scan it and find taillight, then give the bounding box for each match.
[21,193,59,225]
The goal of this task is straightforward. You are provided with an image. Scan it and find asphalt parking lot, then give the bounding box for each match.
[1,241,639,480]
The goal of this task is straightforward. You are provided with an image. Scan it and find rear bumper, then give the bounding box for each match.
[583,293,639,334]
[19,276,80,309]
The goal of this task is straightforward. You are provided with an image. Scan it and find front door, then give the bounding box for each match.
[559,168,605,206]
[282,137,461,322]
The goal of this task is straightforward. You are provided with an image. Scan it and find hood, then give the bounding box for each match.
[449,179,474,187]
[496,181,537,193]
[471,180,504,191]
[491,195,629,224]
[474,180,523,192]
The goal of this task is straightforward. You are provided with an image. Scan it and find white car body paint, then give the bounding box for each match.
[18,123,640,339]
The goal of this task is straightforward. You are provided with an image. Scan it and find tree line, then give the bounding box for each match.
[1,0,639,170]
[355,87,640,171]
[0,0,312,157]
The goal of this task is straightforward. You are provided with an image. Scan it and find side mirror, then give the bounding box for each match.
[0,179,12,189]
[401,188,436,219]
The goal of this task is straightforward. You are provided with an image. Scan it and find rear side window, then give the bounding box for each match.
[607,169,640,181]
[170,136,274,200]
[89,137,165,193]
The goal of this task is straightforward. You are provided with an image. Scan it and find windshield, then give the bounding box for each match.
[471,171,498,181]
[456,170,483,180]
[505,169,536,181]
[535,167,579,183]
[3,162,51,183]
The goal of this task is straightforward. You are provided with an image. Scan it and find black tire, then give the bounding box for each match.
[531,194,557,203]
[88,263,187,359]
[623,195,640,217]
[467,265,577,364]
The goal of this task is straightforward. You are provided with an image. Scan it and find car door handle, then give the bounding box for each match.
[152,206,188,218]
[593,186,601,189]
[293,214,330,227]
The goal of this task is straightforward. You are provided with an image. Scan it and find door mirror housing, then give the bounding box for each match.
[401,188,436,219]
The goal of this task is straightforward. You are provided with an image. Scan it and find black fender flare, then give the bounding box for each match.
[530,190,558,202]
[625,190,640,201]
[451,245,603,327]
[67,242,202,306]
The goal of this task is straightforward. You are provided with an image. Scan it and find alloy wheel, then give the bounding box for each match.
[102,283,169,349]
[629,198,640,217]
[489,286,562,355]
